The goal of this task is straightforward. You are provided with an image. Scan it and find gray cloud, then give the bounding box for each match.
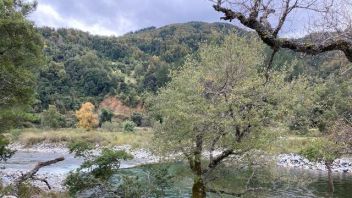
[29,0,224,36]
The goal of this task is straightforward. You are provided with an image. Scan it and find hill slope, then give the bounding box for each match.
[36,22,242,112]
[35,21,349,113]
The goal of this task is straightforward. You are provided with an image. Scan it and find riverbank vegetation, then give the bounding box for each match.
[7,127,152,148]
[0,184,69,198]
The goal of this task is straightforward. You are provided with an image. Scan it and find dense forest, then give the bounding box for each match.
[35,22,351,132]
[36,22,240,112]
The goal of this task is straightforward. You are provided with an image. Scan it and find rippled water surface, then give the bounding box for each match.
[1,151,352,197]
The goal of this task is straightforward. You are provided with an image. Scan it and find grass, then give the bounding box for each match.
[268,135,318,154]
[7,126,322,153]
[266,128,323,154]
[7,127,153,149]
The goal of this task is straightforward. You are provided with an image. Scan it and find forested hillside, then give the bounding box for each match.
[35,21,351,132]
[36,22,241,112]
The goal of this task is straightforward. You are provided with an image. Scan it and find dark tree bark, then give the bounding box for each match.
[191,134,207,198]
[213,1,352,62]
[192,174,206,198]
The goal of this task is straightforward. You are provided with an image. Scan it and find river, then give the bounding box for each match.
[1,149,352,197]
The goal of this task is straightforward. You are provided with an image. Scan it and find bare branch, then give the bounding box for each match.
[207,149,234,171]
[209,130,227,162]
[204,149,249,174]
[273,0,298,37]
[31,176,51,190]
[249,0,262,19]
[213,0,352,62]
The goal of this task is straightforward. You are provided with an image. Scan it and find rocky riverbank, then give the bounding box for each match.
[0,143,159,191]
[277,153,352,173]
[2,143,351,192]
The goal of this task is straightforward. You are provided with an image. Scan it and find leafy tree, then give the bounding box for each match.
[65,140,133,196]
[300,138,342,193]
[98,108,113,127]
[66,142,175,197]
[312,76,352,132]
[149,35,307,197]
[75,102,99,130]
[130,112,143,127]
[285,65,352,134]
[0,0,43,160]
[40,105,65,129]
[0,0,42,130]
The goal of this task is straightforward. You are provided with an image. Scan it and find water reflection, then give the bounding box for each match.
[118,163,352,198]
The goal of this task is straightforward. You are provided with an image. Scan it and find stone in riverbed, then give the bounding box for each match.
[341,162,349,167]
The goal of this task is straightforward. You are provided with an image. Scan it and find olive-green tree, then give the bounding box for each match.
[300,138,342,194]
[0,0,43,160]
[65,140,133,196]
[300,117,352,194]
[41,105,65,129]
[98,108,113,127]
[149,35,308,198]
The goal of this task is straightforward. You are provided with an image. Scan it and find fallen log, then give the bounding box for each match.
[13,156,64,196]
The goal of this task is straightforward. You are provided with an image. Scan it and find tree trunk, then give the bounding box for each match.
[191,139,206,198]
[192,176,206,198]
[325,161,334,194]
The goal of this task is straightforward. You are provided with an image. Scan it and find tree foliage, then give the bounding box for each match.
[40,105,65,129]
[149,34,309,197]
[122,120,136,132]
[65,140,133,196]
[98,108,113,127]
[130,112,143,126]
[0,0,43,160]
[75,102,99,130]
[35,22,240,111]
[0,0,43,132]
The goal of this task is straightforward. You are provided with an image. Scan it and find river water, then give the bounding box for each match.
[1,150,352,197]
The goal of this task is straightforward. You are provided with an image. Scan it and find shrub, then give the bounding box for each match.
[122,120,136,132]
[41,105,65,129]
[65,143,133,196]
[9,129,22,141]
[300,138,341,162]
[130,112,143,126]
[99,108,113,127]
[64,111,77,128]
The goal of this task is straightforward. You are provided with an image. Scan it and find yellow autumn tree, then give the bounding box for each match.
[75,102,99,130]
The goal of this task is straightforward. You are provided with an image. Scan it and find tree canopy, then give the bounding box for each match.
[0,0,43,132]
[0,0,43,160]
[149,34,310,197]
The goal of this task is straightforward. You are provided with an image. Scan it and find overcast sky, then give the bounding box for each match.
[29,0,225,36]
